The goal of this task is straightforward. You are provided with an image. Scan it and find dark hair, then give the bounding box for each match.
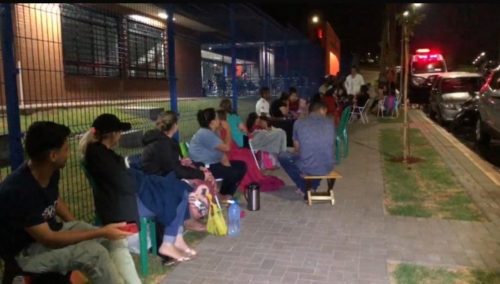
[156,111,178,132]
[324,87,335,97]
[216,109,227,121]
[246,112,258,132]
[309,100,327,113]
[360,84,369,94]
[196,108,216,128]
[219,98,234,114]
[259,115,271,126]
[260,87,270,97]
[25,121,71,162]
[279,92,290,101]
[288,87,297,95]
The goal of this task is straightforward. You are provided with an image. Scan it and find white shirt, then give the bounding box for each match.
[344,74,365,95]
[256,98,270,116]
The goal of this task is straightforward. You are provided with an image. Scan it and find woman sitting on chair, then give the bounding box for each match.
[217,110,284,192]
[80,114,196,263]
[142,110,214,232]
[189,108,247,201]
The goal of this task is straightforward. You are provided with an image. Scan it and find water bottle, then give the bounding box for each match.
[227,200,241,237]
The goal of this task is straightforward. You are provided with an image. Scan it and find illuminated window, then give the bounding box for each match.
[127,21,166,79]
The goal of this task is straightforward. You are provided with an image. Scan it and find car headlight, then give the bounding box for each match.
[441,103,458,109]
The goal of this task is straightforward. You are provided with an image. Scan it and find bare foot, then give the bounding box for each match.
[175,236,197,257]
[159,243,189,261]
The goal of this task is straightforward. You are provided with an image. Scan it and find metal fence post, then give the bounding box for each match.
[166,4,179,141]
[263,21,270,90]
[1,4,24,170]
[284,28,289,90]
[230,4,238,112]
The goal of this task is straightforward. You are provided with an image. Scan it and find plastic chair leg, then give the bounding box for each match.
[148,219,157,256]
[139,218,149,277]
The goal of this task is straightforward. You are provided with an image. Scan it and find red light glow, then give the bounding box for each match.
[416,48,430,53]
[317,28,323,39]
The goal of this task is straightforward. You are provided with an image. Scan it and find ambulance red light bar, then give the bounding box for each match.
[416,48,430,53]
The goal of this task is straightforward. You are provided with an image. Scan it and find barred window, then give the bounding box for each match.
[61,4,120,77]
[127,21,166,79]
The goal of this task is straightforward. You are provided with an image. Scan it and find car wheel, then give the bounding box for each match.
[475,117,491,145]
[429,106,436,120]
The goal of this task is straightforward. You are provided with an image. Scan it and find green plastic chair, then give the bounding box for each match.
[336,106,352,161]
[179,142,189,158]
[80,160,157,277]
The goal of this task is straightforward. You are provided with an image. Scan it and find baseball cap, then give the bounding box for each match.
[92,113,131,134]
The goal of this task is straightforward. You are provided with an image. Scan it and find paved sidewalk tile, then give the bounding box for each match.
[162,114,500,284]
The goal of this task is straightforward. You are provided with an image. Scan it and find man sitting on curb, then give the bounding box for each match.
[0,121,141,284]
[278,100,336,201]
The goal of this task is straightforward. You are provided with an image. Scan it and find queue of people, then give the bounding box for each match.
[0,84,342,282]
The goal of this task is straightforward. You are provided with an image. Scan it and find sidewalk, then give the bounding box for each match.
[162,112,500,284]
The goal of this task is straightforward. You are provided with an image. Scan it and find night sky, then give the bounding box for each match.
[257,2,499,68]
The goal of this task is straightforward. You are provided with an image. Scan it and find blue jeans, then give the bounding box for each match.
[278,152,320,194]
[137,191,188,240]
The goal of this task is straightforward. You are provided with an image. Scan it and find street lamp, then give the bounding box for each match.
[311,15,319,24]
[412,3,422,8]
[481,52,486,56]
[403,11,409,17]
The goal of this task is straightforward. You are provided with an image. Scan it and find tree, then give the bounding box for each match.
[397,5,425,163]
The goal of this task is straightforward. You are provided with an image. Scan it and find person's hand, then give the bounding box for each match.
[221,120,230,130]
[100,222,134,240]
[203,170,214,182]
[181,158,192,166]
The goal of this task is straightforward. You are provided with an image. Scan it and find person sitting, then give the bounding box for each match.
[245,113,287,156]
[141,110,213,232]
[216,110,284,192]
[189,108,247,200]
[355,84,370,108]
[270,92,290,119]
[0,121,141,284]
[278,101,336,201]
[219,98,248,148]
[288,87,300,118]
[255,86,271,116]
[322,87,340,125]
[80,114,195,262]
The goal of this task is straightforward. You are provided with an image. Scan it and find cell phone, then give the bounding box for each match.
[118,222,138,233]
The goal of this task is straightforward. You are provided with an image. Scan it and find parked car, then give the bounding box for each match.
[451,95,479,133]
[428,72,484,124]
[476,65,500,145]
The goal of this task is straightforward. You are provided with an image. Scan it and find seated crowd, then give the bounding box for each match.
[0,84,341,283]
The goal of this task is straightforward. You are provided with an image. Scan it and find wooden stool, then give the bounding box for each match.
[304,170,343,206]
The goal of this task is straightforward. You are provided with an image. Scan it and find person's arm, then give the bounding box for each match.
[293,140,300,154]
[86,144,134,195]
[215,121,232,153]
[25,222,133,249]
[56,197,76,222]
[164,141,204,180]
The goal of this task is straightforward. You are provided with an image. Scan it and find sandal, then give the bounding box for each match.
[159,253,192,265]
[182,248,197,257]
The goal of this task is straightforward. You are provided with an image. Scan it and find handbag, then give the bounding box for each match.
[206,193,227,236]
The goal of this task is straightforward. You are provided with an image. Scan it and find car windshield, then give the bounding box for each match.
[441,77,483,93]
[412,61,445,74]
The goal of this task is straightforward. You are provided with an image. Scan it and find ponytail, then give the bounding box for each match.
[78,129,98,157]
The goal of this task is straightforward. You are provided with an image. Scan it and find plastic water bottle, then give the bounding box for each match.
[227,200,241,237]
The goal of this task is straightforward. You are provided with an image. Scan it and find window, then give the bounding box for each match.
[61,4,120,77]
[127,21,166,79]
[441,77,483,93]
